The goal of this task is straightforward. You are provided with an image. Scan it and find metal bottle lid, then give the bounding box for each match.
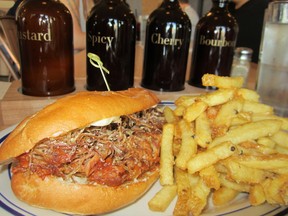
[234,47,253,61]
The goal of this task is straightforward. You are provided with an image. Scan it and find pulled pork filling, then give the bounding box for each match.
[12,107,164,187]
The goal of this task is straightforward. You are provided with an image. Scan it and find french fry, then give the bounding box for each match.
[148,185,177,212]
[209,120,282,148]
[213,186,239,206]
[199,165,220,190]
[249,184,266,206]
[271,131,288,149]
[213,99,243,130]
[278,117,288,130]
[236,154,288,170]
[187,142,237,174]
[163,106,177,123]
[243,100,274,114]
[238,141,277,155]
[219,174,250,192]
[160,123,175,185]
[230,112,252,126]
[175,120,197,170]
[275,145,288,155]
[257,137,276,149]
[214,162,228,174]
[175,95,197,107]
[187,178,210,216]
[269,167,288,175]
[202,73,244,89]
[236,88,260,102]
[199,89,235,106]
[173,168,197,216]
[261,179,276,204]
[183,101,207,122]
[149,75,288,215]
[173,105,186,117]
[222,158,267,184]
[195,111,212,148]
[252,113,288,130]
[261,175,288,205]
[174,191,190,216]
[206,106,220,119]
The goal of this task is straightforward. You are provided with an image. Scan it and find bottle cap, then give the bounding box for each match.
[234,47,253,60]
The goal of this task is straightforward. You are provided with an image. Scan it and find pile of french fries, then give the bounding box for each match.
[148,74,288,216]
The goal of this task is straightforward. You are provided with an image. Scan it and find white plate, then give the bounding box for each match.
[0,102,287,216]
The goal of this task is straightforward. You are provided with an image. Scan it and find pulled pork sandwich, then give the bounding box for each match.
[0,88,165,215]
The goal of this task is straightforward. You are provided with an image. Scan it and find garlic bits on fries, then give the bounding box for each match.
[148,74,288,216]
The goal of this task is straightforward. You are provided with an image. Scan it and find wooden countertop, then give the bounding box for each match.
[0,44,258,130]
[0,78,210,130]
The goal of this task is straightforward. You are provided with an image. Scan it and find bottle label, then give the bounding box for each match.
[151,33,183,46]
[88,33,115,47]
[18,29,52,42]
[199,35,235,47]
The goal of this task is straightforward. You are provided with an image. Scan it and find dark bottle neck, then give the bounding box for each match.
[122,0,130,8]
[160,0,180,8]
[91,0,131,13]
[98,0,123,6]
[102,0,122,2]
[210,0,230,14]
[212,0,229,9]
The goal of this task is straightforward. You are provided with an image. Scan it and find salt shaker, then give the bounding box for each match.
[231,47,253,87]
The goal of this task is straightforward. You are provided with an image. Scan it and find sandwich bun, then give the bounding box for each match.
[12,170,159,215]
[0,88,162,215]
[0,88,159,163]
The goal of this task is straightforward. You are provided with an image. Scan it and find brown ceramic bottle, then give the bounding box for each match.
[16,0,75,96]
[86,0,136,91]
[141,0,191,91]
[188,0,238,89]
